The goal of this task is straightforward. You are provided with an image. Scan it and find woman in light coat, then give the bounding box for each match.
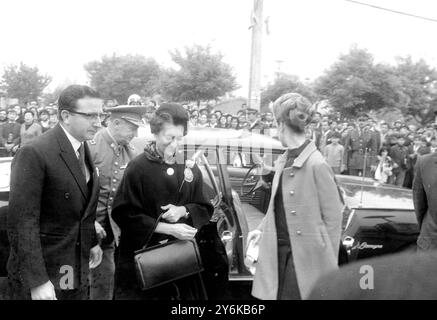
[248,93,343,300]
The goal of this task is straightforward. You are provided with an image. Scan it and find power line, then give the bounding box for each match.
[344,0,437,23]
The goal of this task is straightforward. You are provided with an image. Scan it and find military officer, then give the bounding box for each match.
[343,113,378,177]
[88,105,147,300]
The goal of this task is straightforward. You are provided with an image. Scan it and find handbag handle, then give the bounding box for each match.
[142,212,166,250]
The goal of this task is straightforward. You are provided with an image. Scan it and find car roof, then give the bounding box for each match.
[336,175,414,210]
[132,127,286,154]
[184,128,284,153]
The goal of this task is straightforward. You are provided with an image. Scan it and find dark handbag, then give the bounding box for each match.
[134,238,204,291]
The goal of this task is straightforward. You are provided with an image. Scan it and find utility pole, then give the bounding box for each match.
[248,0,263,111]
[275,59,284,79]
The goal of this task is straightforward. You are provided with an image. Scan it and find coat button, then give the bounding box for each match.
[114,170,118,174]
[112,179,117,183]
[290,210,296,215]
[289,172,294,177]
[296,230,302,235]
[114,162,119,166]
[289,191,294,195]
[64,192,70,199]
[112,188,116,192]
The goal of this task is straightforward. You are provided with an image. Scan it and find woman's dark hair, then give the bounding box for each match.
[230,116,240,128]
[23,110,34,118]
[29,107,39,118]
[379,147,390,155]
[39,110,49,117]
[217,115,228,128]
[150,103,188,135]
[58,85,101,120]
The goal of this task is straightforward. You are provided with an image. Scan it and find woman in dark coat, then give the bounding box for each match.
[112,103,213,300]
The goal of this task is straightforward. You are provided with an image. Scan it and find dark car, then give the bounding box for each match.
[0,158,12,280]
[336,175,418,263]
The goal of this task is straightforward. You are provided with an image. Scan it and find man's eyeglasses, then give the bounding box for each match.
[69,110,107,121]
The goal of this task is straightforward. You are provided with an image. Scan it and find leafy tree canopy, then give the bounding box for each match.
[261,73,315,108]
[84,54,162,104]
[1,62,51,104]
[313,46,437,125]
[162,45,239,105]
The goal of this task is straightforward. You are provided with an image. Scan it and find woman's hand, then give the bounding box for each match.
[169,223,198,240]
[246,229,262,249]
[161,204,187,223]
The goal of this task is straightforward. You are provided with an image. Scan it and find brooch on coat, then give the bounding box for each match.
[184,159,195,183]
[178,160,195,192]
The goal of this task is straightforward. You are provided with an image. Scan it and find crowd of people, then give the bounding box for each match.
[185,103,437,189]
[2,93,437,191]
[0,102,59,157]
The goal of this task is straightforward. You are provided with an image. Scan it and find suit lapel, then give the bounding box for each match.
[55,124,89,199]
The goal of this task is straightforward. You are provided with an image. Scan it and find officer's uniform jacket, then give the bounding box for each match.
[343,128,378,170]
[89,128,138,245]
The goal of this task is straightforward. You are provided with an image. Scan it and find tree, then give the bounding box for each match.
[41,85,66,105]
[1,62,52,104]
[394,56,437,125]
[314,46,383,116]
[313,46,437,124]
[162,45,239,105]
[261,74,315,108]
[84,54,163,104]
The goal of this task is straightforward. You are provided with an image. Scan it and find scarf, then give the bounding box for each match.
[144,141,176,165]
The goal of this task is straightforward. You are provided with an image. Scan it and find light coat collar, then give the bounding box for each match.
[289,140,317,168]
[274,140,317,170]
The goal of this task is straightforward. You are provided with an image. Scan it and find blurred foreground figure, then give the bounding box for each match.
[413,152,437,251]
[309,251,437,300]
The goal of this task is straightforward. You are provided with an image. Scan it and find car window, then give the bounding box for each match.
[227,151,280,168]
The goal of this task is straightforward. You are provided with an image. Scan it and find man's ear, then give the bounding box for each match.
[60,110,70,124]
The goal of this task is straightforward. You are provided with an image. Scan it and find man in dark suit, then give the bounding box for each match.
[6,85,103,300]
[413,151,437,251]
[309,251,437,299]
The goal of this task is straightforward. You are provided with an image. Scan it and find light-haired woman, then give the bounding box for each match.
[248,93,343,300]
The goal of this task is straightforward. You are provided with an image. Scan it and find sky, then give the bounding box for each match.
[1,0,437,97]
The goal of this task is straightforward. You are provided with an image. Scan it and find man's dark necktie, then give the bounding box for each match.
[78,143,87,180]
